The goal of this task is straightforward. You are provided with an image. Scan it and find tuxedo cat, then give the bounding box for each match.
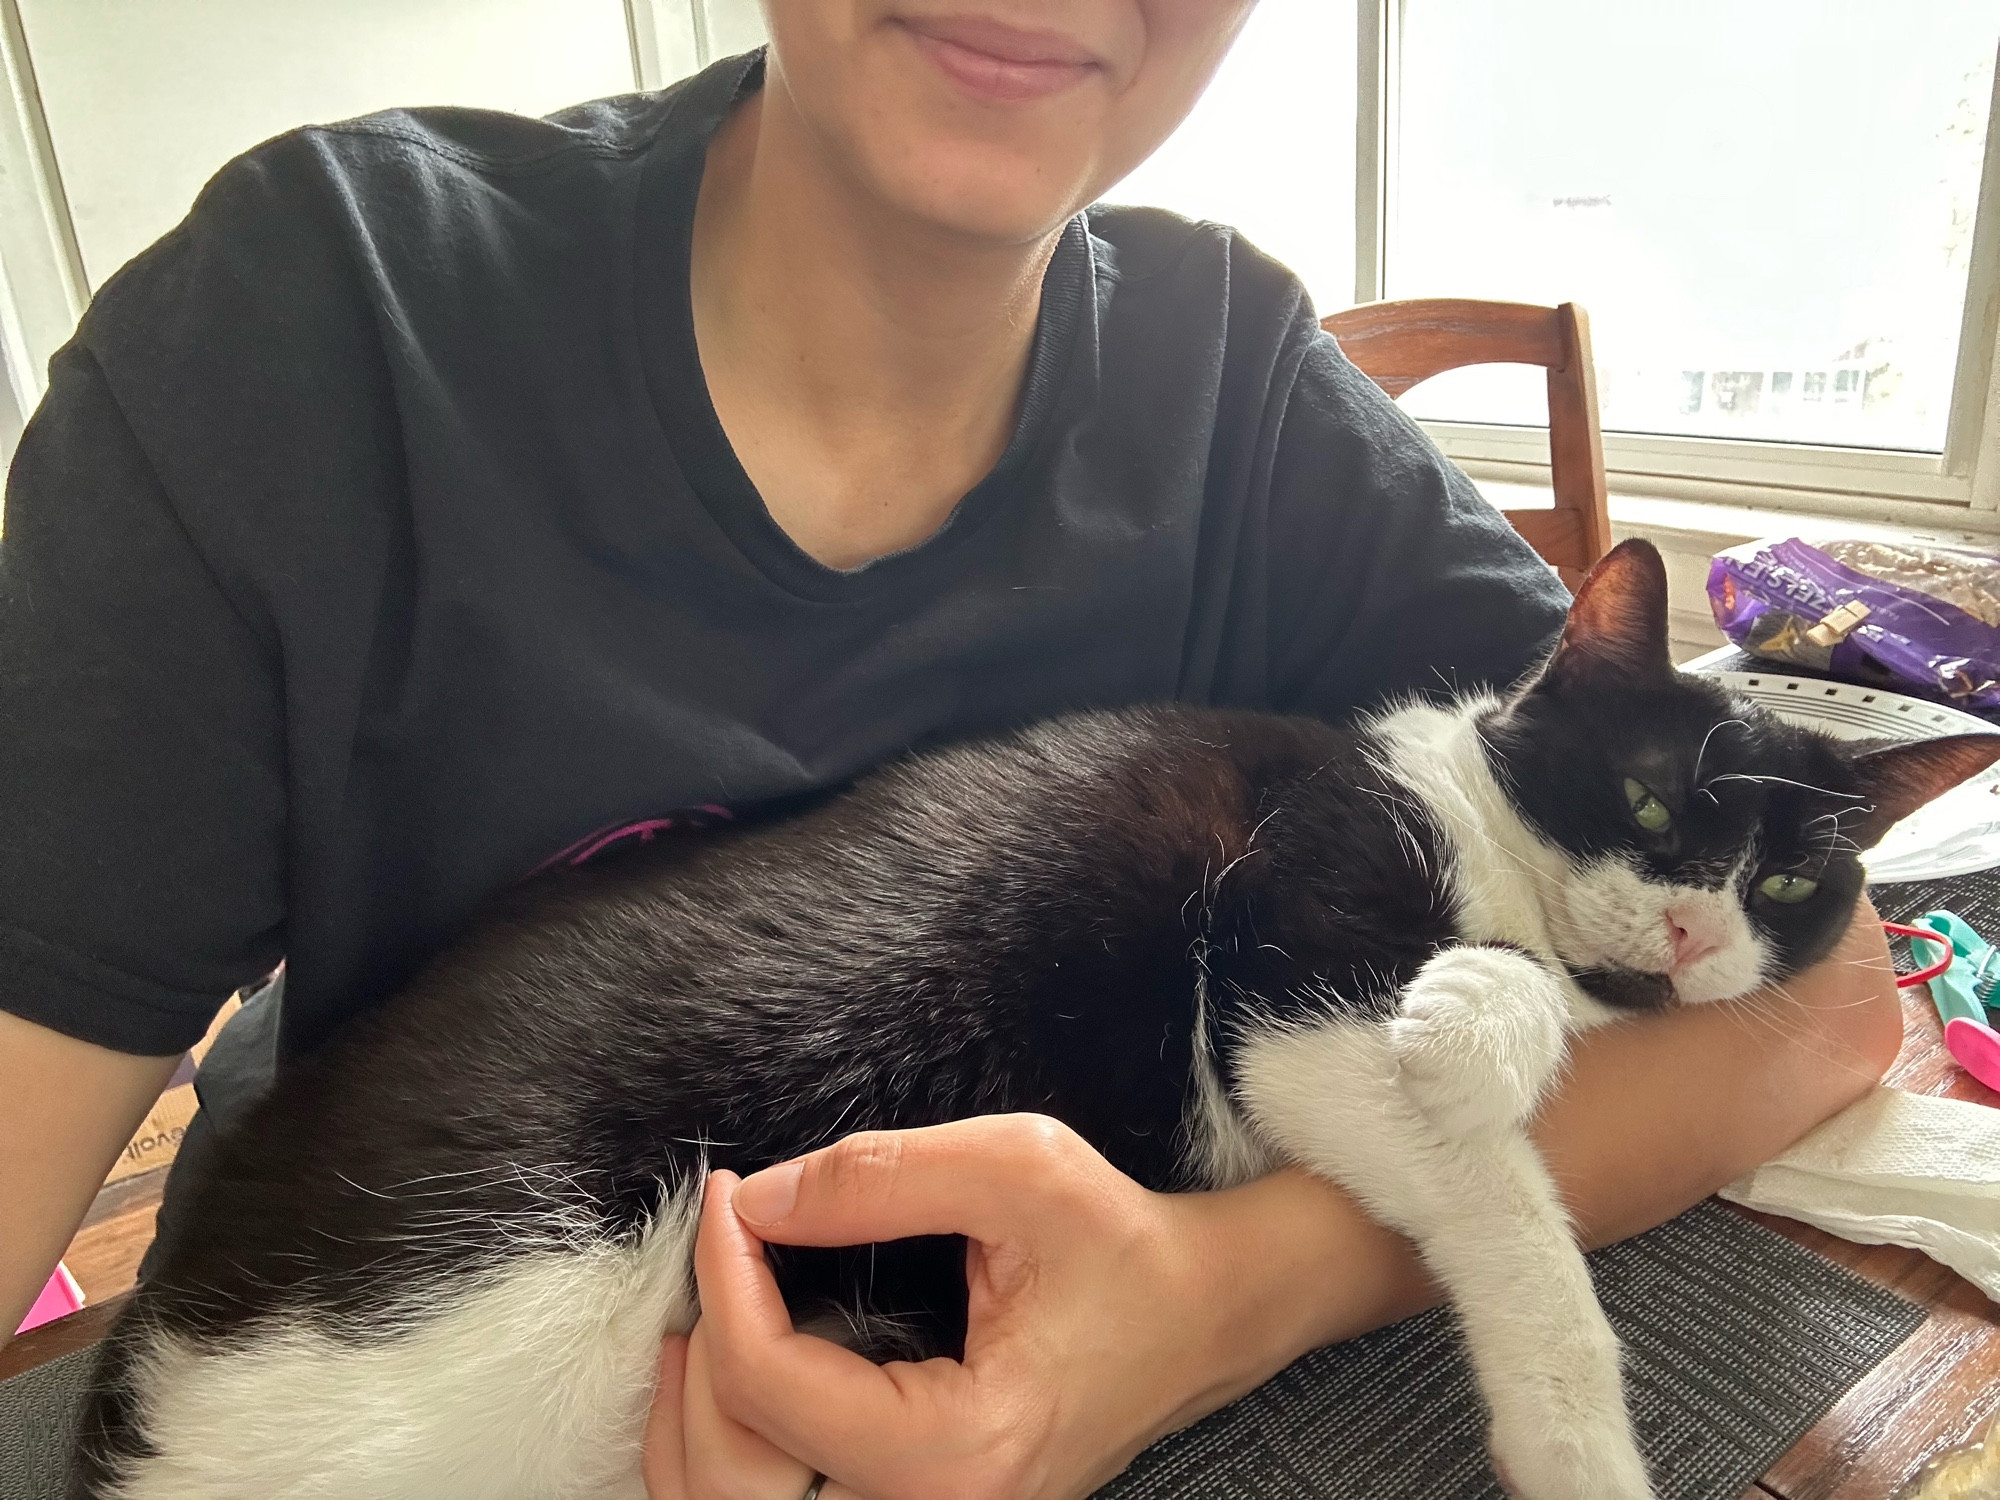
[72,540,2000,1500]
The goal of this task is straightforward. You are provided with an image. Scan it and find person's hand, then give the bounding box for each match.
[642,1114,1269,1500]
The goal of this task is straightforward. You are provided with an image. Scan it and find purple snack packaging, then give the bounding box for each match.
[1707,538,2000,709]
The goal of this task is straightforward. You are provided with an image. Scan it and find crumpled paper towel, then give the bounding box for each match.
[1718,1085,2000,1302]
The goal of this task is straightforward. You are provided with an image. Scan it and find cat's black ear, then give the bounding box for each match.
[1844,733,2000,848]
[1539,538,1673,688]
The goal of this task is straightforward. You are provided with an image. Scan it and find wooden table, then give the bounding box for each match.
[1734,988,2000,1500]
[6,991,1997,1495]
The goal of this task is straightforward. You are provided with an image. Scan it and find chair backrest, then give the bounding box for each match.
[1319,298,1614,591]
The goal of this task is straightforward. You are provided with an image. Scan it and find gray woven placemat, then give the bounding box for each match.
[1874,869,2000,932]
[1099,1198,1925,1500]
[0,1347,93,1500]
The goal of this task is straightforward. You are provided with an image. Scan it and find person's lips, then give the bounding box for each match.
[897,15,1102,103]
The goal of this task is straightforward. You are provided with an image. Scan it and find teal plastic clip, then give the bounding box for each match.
[1913,910,2000,1092]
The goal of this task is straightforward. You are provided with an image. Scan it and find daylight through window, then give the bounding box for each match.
[1390,0,1998,455]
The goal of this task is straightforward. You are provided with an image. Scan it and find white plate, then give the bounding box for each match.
[1713,671,2000,881]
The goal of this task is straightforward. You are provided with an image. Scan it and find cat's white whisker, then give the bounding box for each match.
[1692,717,1749,786]
[1705,772,1866,799]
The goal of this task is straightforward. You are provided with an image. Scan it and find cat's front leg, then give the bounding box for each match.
[1385,944,1569,1139]
[1383,946,1652,1499]
[1234,1001,1652,1500]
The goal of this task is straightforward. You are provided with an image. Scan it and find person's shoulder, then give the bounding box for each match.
[283,48,757,199]
[164,82,701,243]
[87,52,757,316]
[1079,201,1322,386]
[286,87,683,188]
[1080,201,1219,275]
[1082,203,1310,308]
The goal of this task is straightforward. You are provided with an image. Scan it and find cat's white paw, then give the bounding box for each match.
[1388,946,1567,1139]
[1488,1405,1654,1500]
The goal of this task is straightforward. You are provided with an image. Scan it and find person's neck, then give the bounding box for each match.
[688,82,1065,570]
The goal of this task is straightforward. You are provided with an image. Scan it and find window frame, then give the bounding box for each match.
[1353,0,2000,531]
[626,0,717,88]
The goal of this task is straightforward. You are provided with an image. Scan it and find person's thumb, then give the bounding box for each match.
[730,1113,1093,1249]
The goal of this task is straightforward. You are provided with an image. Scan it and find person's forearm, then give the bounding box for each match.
[1535,898,1901,1245]
[1175,899,1901,1422]
[0,1010,179,1346]
[1166,1163,1434,1429]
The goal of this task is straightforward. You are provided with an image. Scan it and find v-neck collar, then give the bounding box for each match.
[627,51,1093,605]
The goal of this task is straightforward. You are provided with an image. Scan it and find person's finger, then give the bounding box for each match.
[639,1335,690,1500]
[680,1318,827,1499]
[695,1171,970,1482]
[730,1113,1101,1248]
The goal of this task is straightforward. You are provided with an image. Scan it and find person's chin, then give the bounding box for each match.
[867,134,1097,244]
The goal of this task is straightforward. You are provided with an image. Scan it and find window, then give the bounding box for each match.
[0,0,770,429]
[1391,0,1995,458]
[1109,0,2000,526]
[1102,1,1356,311]
[14,0,640,289]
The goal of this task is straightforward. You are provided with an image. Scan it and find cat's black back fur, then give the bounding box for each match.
[120,708,1452,1352]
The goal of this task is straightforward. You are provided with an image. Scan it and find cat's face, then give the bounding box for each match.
[1481,541,2000,1010]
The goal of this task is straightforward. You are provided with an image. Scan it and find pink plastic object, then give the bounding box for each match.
[15,1261,85,1335]
[1944,1015,2000,1093]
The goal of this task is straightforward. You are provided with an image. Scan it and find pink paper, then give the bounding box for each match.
[15,1262,84,1335]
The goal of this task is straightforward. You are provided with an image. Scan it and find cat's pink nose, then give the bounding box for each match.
[1666,909,1721,969]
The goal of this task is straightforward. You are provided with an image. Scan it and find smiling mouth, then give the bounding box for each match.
[895,15,1102,103]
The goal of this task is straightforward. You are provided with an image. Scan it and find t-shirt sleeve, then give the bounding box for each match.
[0,342,286,1054]
[1261,331,1570,717]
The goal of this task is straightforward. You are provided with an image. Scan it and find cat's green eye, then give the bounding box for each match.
[1758,872,1820,904]
[1623,778,1671,833]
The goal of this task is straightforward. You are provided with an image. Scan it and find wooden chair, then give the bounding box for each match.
[1319,299,1614,591]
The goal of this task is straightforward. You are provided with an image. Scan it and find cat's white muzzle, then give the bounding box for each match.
[1551,856,1769,1006]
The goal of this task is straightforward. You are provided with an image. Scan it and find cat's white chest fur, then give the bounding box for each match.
[1368,697,1607,1023]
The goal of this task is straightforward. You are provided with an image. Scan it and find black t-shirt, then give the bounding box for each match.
[0,51,1567,1073]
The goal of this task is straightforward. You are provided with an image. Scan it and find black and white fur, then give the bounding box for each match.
[71,541,2000,1500]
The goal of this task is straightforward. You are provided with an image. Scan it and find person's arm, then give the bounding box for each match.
[1259,331,1573,720]
[0,327,290,1350]
[1182,897,1902,1412]
[0,1010,179,1347]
